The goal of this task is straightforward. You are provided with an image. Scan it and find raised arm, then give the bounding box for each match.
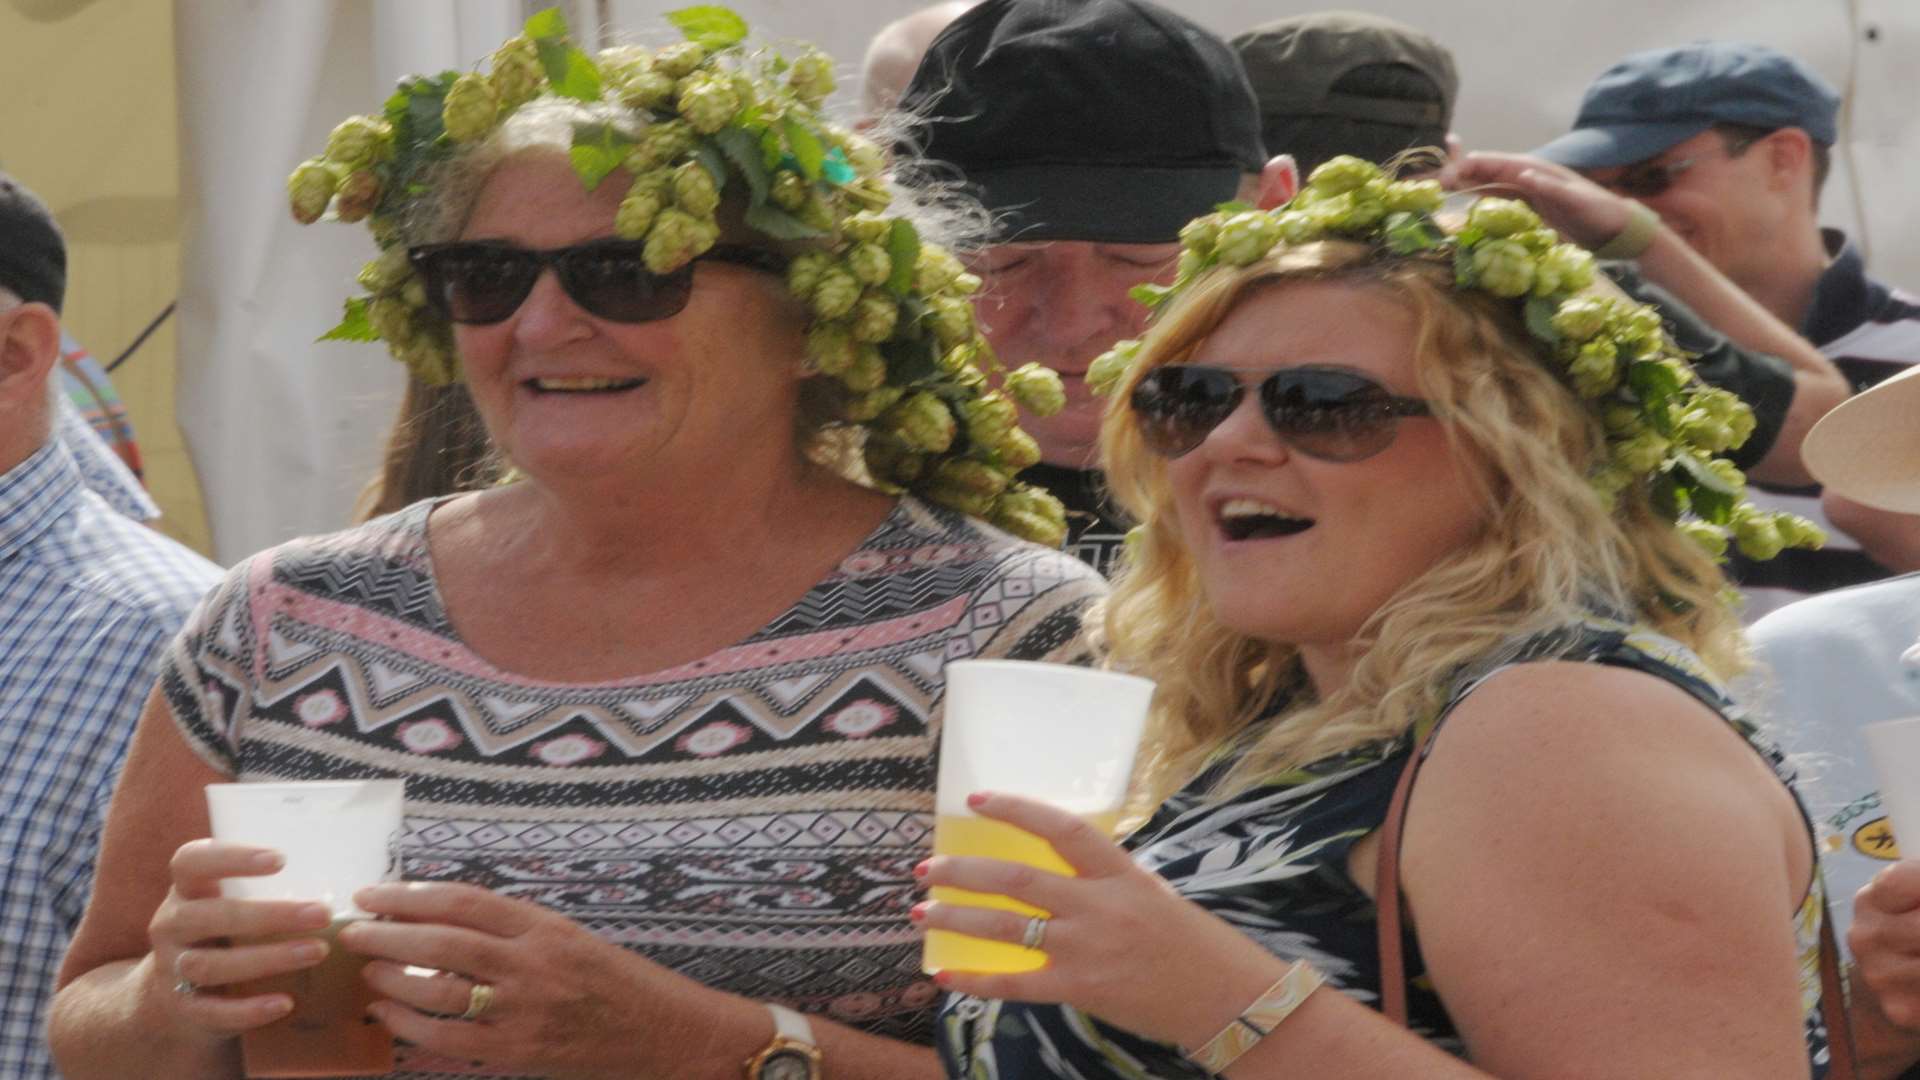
[1443,151,1849,487]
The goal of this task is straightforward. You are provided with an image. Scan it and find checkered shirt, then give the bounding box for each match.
[0,440,221,1077]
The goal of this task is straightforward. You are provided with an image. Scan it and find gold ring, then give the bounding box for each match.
[460,981,496,1021]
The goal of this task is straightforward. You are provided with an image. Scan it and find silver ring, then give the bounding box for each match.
[1020,914,1049,950]
[172,954,197,995]
[460,981,496,1021]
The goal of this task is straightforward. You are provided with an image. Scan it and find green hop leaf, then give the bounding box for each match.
[319,296,380,343]
[782,117,828,182]
[666,6,748,51]
[885,220,921,296]
[569,122,638,191]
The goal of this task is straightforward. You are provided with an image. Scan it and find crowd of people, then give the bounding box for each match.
[4,1,1919,1077]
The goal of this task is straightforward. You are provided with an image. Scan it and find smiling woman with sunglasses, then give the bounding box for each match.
[920,163,1850,1080]
[49,13,1105,1080]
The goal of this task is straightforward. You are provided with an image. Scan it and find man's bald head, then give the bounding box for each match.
[860,1,977,118]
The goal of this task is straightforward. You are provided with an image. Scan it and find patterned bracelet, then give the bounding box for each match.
[1184,959,1326,1074]
[1593,200,1660,260]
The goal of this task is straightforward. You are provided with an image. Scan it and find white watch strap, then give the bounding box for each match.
[767,1003,815,1047]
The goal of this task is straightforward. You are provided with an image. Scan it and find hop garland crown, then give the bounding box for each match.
[288,5,1071,548]
[1088,156,1823,564]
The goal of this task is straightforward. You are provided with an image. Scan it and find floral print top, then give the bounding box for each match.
[937,616,1837,1079]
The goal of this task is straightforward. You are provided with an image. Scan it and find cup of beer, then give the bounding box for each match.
[205,779,405,1078]
[922,660,1154,974]
[1865,716,1920,857]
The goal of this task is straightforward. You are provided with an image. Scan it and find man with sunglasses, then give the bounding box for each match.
[899,0,1296,576]
[1531,41,1920,616]
[0,172,221,1080]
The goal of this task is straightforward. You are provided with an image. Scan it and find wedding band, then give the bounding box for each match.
[1020,914,1049,950]
[461,981,496,1021]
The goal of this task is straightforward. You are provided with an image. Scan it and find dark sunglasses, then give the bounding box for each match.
[407,239,789,325]
[1599,131,1764,199]
[1130,364,1433,461]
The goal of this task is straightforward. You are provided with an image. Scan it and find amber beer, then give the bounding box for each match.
[923,811,1121,973]
[233,919,393,1078]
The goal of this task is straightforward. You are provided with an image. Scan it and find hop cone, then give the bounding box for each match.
[841,212,890,245]
[787,251,833,301]
[1306,155,1380,195]
[324,116,393,171]
[442,73,500,142]
[1086,340,1140,397]
[1568,339,1620,398]
[838,133,886,176]
[1179,215,1222,258]
[490,35,544,108]
[615,183,666,240]
[990,485,1068,548]
[333,170,381,223]
[1466,197,1542,239]
[1678,520,1730,560]
[788,50,836,105]
[771,171,810,212]
[912,247,965,294]
[1733,512,1786,561]
[850,294,900,343]
[367,296,415,344]
[642,208,718,273]
[846,243,893,287]
[927,297,974,347]
[1005,363,1066,417]
[1214,212,1282,266]
[805,322,858,376]
[1612,428,1671,475]
[883,392,956,454]
[811,267,861,320]
[672,160,721,217]
[287,159,340,224]
[841,347,888,393]
[618,69,677,112]
[1469,238,1536,298]
[963,392,1019,448]
[676,71,740,134]
[1550,298,1611,343]
[356,246,412,294]
[653,42,706,79]
[1382,179,1445,215]
[1533,244,1597,297]
[628,120,696,172]
[843,386,903,422]
[992,426,1042,471]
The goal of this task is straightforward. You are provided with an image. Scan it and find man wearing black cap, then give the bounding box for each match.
[900,0,1294,575]
[1532,41,1920,616]
[0,172,220,1080]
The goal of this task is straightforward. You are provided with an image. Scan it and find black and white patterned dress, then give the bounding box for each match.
[164,495,1106,1077]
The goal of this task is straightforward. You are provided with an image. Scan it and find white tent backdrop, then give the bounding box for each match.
[175,0,1917,564]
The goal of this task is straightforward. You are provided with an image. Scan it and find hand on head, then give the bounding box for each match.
[1439,151,1632,250]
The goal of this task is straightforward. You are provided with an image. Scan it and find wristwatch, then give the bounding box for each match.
[743,1003,823,1080]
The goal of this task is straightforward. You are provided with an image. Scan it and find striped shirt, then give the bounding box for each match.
[164,496,1104,1074]
[0,440,222,1079]
[1727,229,1920,621]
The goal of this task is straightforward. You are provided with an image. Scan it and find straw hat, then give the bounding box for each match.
[1802,364,1920,512]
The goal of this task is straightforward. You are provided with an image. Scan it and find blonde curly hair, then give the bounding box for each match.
[1096,241,1747,807]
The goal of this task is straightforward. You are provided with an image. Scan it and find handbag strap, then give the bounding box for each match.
[1373,729,1860,1078]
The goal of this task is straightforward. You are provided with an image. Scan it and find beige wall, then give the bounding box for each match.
[0,0,211,556]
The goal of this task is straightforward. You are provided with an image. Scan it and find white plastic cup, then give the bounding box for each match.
[924,660,1155,974]
[1865,716,1920,853]
[204,780,405,1078]
[204,780,405,917]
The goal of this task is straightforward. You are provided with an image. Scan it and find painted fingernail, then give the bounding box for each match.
[251,850,285,872]
[933,971,953,988]
[914,860,932,880]
[909,902,930,923]
[966,792,987,809]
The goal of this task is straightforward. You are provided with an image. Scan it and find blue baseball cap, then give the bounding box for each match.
[1535,42,1840,170]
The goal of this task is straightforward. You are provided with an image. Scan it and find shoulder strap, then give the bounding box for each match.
[1373,728,1860,1078]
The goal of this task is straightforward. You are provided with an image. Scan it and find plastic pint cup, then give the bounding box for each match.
[923,661,1154,974]
[204,779,404,1078]
[1865,716,1920,858]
